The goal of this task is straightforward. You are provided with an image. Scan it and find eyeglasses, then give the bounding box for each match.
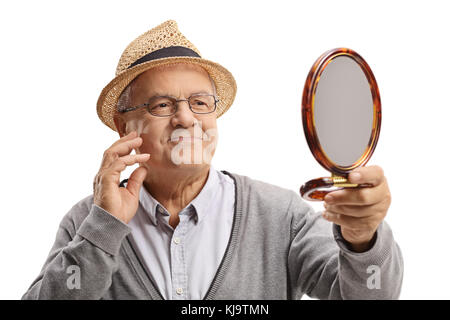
[119,93,219,117]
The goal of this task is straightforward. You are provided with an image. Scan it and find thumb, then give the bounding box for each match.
[126,165,148,197]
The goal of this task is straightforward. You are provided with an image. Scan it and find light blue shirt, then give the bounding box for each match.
[127,165,235,300]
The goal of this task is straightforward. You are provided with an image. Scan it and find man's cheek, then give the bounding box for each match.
[201,136,217,164]
[136,135,162,156]
[203,125,218,141]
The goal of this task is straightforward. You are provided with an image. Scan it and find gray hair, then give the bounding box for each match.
[117,80,135,113]
[116,68,217,113]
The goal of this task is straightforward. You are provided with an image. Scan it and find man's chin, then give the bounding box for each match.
[171,162,211,171]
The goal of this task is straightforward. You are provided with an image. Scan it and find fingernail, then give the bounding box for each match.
[351,172,361,182]
[324,195,333,203]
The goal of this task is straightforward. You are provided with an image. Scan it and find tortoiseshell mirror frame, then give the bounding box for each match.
[300,48,382,201]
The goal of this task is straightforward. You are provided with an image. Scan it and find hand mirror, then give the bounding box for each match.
[300,48,381,201]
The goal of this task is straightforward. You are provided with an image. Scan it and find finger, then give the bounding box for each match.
[106,153,150,173]
[109,131,137,148]
[101,137,144,169]
[323,202,375,217]
[325,181,388,206]
[322,210,376,231]
[348,165,385,186]
[126,165,148,197]
[110,137,144,157]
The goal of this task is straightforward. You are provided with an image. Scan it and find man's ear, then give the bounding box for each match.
[113,113,126,138]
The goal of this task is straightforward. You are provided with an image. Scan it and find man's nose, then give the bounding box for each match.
[170,101,198,128]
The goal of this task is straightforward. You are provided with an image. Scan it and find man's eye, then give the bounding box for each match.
[151,101,172,109]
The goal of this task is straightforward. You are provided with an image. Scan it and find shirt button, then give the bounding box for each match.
[157,206,164,214]
[173,237,180,244]
[176,287,183,295]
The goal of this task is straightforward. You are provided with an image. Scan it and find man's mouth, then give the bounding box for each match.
[169,136,203,143]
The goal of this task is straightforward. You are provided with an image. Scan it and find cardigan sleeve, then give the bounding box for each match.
[287,192,403,300]
[21,202,131,300]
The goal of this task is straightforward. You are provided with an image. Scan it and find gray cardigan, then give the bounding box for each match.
[22,171,403,300]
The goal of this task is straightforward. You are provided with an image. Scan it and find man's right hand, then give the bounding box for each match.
[93,131,150,224]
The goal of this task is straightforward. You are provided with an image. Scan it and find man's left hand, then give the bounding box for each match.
[323,165,391,253]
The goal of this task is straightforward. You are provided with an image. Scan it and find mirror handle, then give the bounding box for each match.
[300,177,372,201]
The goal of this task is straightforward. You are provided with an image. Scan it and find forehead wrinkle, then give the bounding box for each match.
[133,66,213,99]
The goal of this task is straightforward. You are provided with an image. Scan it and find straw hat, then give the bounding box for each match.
[97,20,237,132]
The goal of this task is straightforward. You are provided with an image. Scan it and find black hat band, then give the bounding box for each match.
[127,46,201,69]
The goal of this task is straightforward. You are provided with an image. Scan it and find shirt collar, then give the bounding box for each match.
[139,183,162,226]
[138,165,219,226]
[189,165,219,223]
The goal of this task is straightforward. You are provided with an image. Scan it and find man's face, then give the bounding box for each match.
[113,63,218,174]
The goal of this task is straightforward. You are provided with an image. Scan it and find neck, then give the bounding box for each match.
[142,165,210,219]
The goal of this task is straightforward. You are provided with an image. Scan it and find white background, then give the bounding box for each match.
[1,0,449,299]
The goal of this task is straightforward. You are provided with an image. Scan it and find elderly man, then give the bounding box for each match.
[22,20,403,300]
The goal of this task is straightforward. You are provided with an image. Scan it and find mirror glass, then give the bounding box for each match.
[314,56,374,167]
[300,47,381,201]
